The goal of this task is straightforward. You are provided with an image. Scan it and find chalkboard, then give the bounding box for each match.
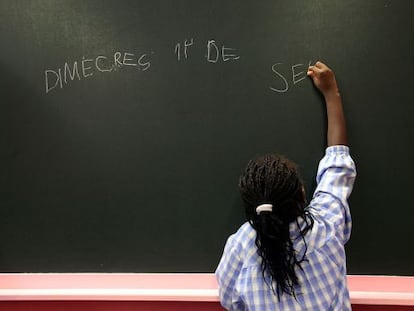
[0,0,413,275]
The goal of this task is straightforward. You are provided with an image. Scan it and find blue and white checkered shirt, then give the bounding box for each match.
[216,145,356,311]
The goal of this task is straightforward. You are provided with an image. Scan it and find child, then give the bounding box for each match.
[215,61,356,310]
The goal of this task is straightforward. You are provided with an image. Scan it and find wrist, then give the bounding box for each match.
[324,89,341,103]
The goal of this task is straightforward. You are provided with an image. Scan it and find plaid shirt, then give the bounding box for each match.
[216,145,356,311]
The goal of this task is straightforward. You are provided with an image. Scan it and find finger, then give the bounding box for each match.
[307,65,317,76]
[308,65,323,76]
[316,61,331,72]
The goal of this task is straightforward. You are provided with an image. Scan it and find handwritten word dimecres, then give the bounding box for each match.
[45,51,151,94]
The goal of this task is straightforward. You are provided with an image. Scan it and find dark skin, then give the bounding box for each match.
[307,61,347,147]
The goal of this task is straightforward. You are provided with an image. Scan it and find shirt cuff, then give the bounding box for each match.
[325,145,350,156]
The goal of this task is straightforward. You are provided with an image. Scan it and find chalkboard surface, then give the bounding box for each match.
[1,0,413,275]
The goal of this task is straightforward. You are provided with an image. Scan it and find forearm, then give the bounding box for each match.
[325,91,347,146]
[307,61,348,147]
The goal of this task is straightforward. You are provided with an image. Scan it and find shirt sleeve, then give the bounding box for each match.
[309,145,356,244]
[215,235,244,311]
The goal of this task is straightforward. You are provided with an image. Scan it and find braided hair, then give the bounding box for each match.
[238,153,314,300]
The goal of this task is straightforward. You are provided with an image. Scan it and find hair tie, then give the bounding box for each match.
[256,204,273,215]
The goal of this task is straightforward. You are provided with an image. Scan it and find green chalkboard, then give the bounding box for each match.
[0,0,413,274]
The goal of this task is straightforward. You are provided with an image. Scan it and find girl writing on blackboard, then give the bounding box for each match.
[216,61,356,310]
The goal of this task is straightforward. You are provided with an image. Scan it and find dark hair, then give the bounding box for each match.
[238,153,314,300]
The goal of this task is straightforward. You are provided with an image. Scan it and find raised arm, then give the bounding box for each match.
[307,62,356,244]
[307,62,347,146]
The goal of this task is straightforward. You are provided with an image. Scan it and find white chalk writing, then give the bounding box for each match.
[269,61,312,93]
[175,38,194,61]
[206,40,240,63]
[45,51,151,94]
[44,37,311,96]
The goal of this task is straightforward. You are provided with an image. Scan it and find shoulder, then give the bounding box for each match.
[228,222,256,247]
[224,222,257,259]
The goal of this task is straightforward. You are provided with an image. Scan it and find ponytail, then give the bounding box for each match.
[253,209,312,299]
[239,154,314,299]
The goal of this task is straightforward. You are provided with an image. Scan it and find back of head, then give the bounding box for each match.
[238,153,313,299]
